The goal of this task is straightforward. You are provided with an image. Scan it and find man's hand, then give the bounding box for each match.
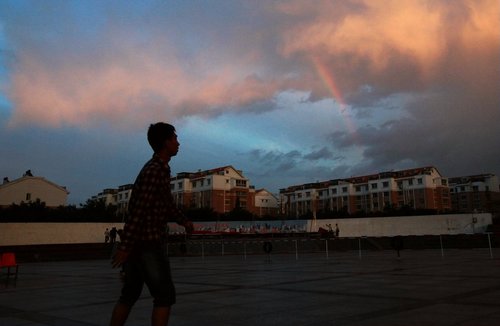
[183,220,194,234]
[111,249,129,269]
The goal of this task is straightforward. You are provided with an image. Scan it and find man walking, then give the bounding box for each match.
[110,122,193,326]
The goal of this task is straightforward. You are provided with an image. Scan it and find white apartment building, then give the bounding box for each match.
[449,174,500,212]
[171,166,256,214]
[280,166,451,218]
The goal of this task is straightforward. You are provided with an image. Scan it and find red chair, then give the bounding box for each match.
[0,252,19,280]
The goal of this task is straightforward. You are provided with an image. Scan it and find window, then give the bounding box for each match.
[342,187,348,193]
[306,192,310,197]
[178,182,182,189]
[383,181,389,188]
[418,178,423,184]
[207,179,211,185]
[408,179,413,186]
[236,179,247,187]
[26,193,31,201]
[371,183,378,189]
[355,186,361,192]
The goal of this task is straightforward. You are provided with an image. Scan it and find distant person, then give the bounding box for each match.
[110,227,118,244]
[109,122,193,326]
[105,228,110,243]
[391,236,404,258]
[335,224,340,238]
[117,229,123,242]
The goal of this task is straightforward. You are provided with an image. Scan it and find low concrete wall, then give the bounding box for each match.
[0,213,492,246]
[313,213,492,237]
[0,222,125,246]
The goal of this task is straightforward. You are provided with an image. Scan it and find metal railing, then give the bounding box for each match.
[164,233,497,260]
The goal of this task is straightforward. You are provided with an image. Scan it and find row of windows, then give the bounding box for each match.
[450,185,489,192]
[173,178,248,190]
[294,179,427,198]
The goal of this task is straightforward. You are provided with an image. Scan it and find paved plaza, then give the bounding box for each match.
[1,248,500,325]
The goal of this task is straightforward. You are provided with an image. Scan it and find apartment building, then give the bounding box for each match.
[91,184,132,213]
[449,174,500,213]
[171,166,259,215]
[280,166,451,218]
[91,188,117,205]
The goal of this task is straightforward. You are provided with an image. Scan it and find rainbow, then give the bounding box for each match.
[310,55,360,145]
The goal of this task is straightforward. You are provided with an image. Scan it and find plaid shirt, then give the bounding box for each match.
[120,154,187,252]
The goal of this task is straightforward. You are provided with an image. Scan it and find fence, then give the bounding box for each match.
[164,233,498,260]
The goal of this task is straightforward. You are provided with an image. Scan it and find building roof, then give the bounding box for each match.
[0,176,69,194]
[173,165,245,180]
[280,166,441,193]
[448,174,497,184]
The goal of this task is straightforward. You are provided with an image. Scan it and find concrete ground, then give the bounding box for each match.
[1,248,500,326]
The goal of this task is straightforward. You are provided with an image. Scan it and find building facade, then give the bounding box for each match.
[254,189,279,217]
[280,166,451,218]
[0,175,69,208]
[91,184,133,216]
[449,174,500,213]
[171,166,259,215]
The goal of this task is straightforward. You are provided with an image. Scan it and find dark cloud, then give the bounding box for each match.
[303,146,334,160]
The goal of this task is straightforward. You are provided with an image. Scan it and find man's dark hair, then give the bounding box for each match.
[147,122,176,153]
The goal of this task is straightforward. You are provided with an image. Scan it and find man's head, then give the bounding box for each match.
[147,122,179,157]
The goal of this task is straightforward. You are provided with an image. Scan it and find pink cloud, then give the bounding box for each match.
[5,0,499,130]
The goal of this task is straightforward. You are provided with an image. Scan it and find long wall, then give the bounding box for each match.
[0,213,492,246]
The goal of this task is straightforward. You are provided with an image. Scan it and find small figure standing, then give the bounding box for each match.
[105,228,110,243]
[110,227,118,244]
[335,224,340,238]
[391,236,404,258]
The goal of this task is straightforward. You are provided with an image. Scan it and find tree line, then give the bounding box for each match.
[2,198,497,223]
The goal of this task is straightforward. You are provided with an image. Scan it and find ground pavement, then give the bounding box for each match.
[1,248,500,326]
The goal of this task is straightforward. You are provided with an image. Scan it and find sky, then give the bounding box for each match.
[0,0,499,205]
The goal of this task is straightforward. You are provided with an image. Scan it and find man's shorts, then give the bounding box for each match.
[119,245,176,307]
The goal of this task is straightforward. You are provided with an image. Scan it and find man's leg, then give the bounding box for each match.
[152,306,171,326]
[110,303,132,326]
[142,248,176,326]
[110,258,143,326]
